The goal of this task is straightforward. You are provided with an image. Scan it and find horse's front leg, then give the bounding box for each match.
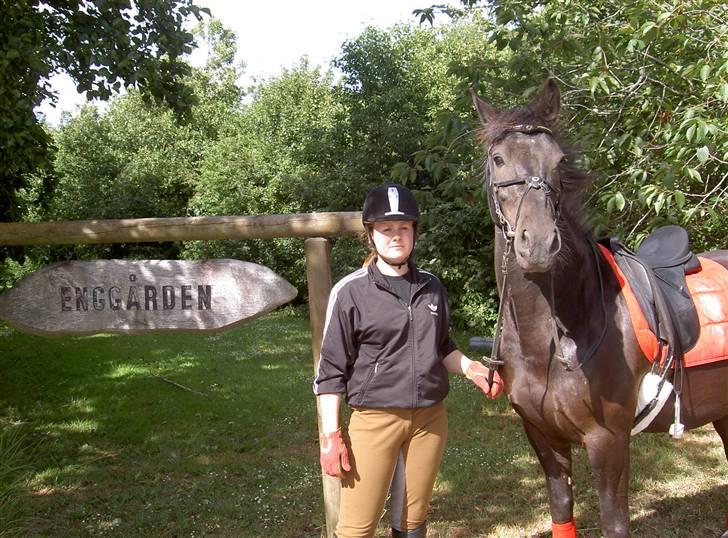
[584,430,631,537]
[522,421,577,537]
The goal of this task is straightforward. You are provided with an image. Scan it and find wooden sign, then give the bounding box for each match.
[0,259,297,336]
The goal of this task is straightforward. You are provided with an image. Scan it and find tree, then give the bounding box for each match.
[184,61,353,293]
[485,0,727,247]
[338,21,506,329]
[425,0,727,251]
[0,0,208,221]
[186,18,245,142]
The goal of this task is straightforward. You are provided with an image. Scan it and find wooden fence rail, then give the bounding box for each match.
[0,212,364,245]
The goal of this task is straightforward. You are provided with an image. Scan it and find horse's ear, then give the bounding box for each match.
[529,79,561,126]
[470,87,499,125]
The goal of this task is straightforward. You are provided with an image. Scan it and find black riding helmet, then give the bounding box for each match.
[362,183,420,225]
[362,183,419,269]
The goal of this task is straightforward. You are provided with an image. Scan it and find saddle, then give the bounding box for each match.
[598,225,701,361]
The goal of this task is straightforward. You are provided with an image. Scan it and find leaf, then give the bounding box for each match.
[656,11,672,24]
[687,168,702,183]
[640,21,657,35]
[717,83,728,103]
[674,191,685,208]
[589,76,600,95]
[599,78,610,95]
[695,121,707,142]
[614,192,626,211]
[700,64,711,81]
[686,124,696,142]
[696,146,710,164]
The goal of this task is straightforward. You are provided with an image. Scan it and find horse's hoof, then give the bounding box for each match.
[720,530,728,538]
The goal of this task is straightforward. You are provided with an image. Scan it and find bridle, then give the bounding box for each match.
[482,124,607,380]
[485,124,562,241]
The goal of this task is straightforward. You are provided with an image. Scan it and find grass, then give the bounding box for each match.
[0,307,726,537]
[0,425,29,537]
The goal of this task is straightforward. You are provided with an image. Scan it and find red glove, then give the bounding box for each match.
[465,361,504,399]
[319,429,351,477]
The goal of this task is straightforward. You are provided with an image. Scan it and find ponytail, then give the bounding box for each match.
[361,226,375,267]
[362,249,377,268]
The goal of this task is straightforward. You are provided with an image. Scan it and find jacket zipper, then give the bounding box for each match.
[390,296,416,407]
[409,301,416,407]
[371,275,429,408]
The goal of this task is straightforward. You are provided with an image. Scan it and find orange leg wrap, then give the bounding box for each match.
[552,518,577,538]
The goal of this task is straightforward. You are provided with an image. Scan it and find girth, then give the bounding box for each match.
[598,225,701,358]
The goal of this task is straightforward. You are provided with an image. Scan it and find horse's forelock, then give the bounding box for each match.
[477,105,550,145]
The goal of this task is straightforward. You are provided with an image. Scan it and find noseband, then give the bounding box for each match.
[485,124,562,239]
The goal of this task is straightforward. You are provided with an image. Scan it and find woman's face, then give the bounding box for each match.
[371,220,414,264]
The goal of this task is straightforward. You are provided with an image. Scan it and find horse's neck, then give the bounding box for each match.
[497,229,600,345]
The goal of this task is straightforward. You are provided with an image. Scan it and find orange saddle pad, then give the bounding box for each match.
[598,244,728,367]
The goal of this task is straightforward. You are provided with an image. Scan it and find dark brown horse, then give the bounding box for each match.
[471,79,728,537]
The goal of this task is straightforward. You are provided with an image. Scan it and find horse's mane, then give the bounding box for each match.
[476,103,595,235]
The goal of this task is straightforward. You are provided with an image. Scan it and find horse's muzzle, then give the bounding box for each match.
[515,226,561,272]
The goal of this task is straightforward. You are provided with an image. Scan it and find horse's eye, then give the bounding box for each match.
[493,155,505,166]
[559,155,568,165]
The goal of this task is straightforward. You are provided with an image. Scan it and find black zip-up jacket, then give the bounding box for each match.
[313,260,457,409]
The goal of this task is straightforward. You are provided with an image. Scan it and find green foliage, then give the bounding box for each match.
[185,18,245,141]
[51,95,196,221]
[7,4,726,329]
[0,0,207,221]
[184,62,351,294]
[37,95,196,261]
[465,0,728,250]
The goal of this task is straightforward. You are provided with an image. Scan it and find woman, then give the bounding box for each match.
[313,183,503,538]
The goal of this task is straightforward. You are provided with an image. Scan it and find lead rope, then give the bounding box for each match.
[485,239,511,387]
[486,167,553,384]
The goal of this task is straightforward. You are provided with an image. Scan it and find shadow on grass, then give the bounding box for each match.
[2,316,726,537]
[426,377,728,537]
[0,309,325,537]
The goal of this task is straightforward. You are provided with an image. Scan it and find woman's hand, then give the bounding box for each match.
[465,361,504,399]
[319,429,351,477]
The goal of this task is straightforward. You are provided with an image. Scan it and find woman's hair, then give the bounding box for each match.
[362,249,377,268]
[361,227,376,267]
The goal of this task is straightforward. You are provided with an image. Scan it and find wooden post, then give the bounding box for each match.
[304,238,339,538]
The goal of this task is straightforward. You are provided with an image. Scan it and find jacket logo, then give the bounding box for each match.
[427,303,438,316]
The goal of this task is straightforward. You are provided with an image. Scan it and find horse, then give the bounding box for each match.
[470,79,728,537]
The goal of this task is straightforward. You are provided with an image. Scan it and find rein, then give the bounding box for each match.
[484,125,607,378]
